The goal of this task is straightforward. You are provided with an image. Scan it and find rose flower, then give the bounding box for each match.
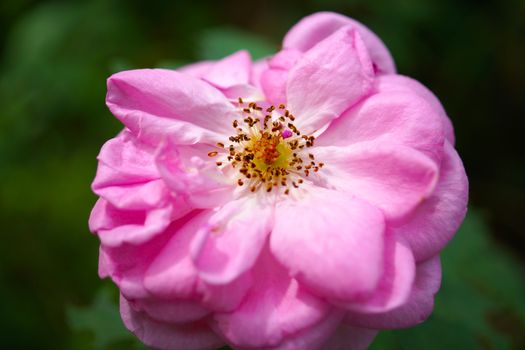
[89,12,468,350]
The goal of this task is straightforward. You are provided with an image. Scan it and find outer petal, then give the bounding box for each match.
[316,78,445,163]
[283,12,395,74]
[286,27,374,134]
[129,298,210,324]
[314,143,439,221]
[269,311,345,350]
[90,198,176,247]
[106,69,238,145]
[214,247,331,349]
[394,142,468,261]
[344,255,442,329]
[92,130,166,210]
[342,236,415,313]
[177,60,215,78]
[120,295,224,350]
[190,197,273,285]
[144,210,252,312]
[376,74,455,145]
[202,50,251,89]
[322,325,378,350]
[94,211,194,299]
[270,188,385,302]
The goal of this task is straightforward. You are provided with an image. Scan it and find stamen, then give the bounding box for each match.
[209,99,324,195]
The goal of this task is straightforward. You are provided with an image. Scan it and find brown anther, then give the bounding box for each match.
[250,185,257,192]
[266,106,275,112]
[243,108,251,113]
[238,97,244,104]
[217,142,224,148]
[285,189,290,195]
[298,179,303,184]
[208,151,218,157]
[216,162,223,166]
[278,104,285,109]
[237,179,244,186]
[309,154,315,160]
[292,182,299,188]
[319,162,324,168]
[233,120,239,128]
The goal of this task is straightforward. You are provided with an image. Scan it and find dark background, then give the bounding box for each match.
[1,0,524,349]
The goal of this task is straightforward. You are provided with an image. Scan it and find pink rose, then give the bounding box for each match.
[89,12,468,350]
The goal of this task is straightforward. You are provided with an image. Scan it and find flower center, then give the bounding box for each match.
[208,99,324,195]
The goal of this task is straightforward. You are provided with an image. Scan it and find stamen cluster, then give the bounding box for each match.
[208,99,324,195]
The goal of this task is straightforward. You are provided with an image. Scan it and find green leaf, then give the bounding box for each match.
[67,287,147,349]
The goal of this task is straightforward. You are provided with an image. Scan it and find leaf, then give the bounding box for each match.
[67,286,147,349]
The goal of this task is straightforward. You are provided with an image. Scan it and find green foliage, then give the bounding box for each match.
[67,286,147,350]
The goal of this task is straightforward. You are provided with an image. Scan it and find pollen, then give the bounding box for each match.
[209,99,324,195]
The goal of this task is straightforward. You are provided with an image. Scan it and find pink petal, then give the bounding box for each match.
[261,68,288,106]
[93,130,158,186]
[89,194,189,248]
[287,27,374,134]
[120,295,224,350]
[190,198,273,285]
[143,212,209,300]
[92,131,170,210]
[144,210,253,312]
[130,298,210,324]
[260,49,303,106]
[344,255,442,329]
[95,212,195,299]
[376,74,455,145]
[322,324,378,350]
[316,77,445,163]
[214,247,331,348]
[106,69,238,145]
[177,60,215,78]
[269,311,345,350]
[220,83,265,102]
[270,188,385,302]
[156,139,235,208]
[314,143,439,220]
[283,12,395,74]
[342,236,415,313]
[250,58,269,91]
[202,50,252,89]
[394,142,468,261]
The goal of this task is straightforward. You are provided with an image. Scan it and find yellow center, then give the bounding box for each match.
[208,100,324,194]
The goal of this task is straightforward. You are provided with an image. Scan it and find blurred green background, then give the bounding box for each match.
[1,0,524,349]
